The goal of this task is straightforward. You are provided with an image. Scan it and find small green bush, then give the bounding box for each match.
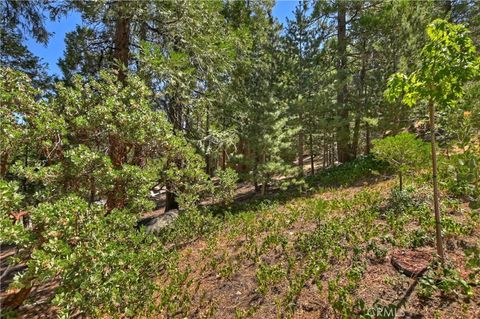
[372,133,430,191]
[440,152,479,208]
[0,195,167,317]
[306,155,387,188]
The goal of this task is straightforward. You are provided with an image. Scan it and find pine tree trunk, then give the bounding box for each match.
[352,113,361,158]
[429,100,445,263]
[323,134,327,169]
[113,17,129,83]
[261,153,266,196]
[365,123,371,155]
[298,127,304,176]
[205,104,213,176]
[309,133,314,175]
[336,1,351,163]
[107,13,130,211]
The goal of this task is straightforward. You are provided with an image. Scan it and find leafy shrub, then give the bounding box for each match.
[385,185,428,214]
[256,262,286,295]
[440,151,479,208]
[212,168,238,206]
[306,155,387,188]
[419,266,474,300]
[1,69,214,315]
[1,196,167,317]
[372,133,430,191]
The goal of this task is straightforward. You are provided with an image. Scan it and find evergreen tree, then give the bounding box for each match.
[1,0,52,87]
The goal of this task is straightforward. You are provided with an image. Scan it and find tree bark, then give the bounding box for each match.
[429,100,445,263]
[399,171,403,192]
[89,176,96,205]
[106,136,126,211]
[309,133,314,175]
[322,134,327,169]
[3,285,33,311]
[205,104,213,177]
[336,0,351,163]
[365,123,371,155]
[351,113,361,158]
[106,12,130,211]
[165,189,179,212]
[298,126,304,176]
[0,152,8,178]
[113,16,130,83]
[261,153,267,196]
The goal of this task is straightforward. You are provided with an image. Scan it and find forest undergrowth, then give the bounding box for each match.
[14,157,479,319]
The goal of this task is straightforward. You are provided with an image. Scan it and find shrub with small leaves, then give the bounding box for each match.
[373,133,430,191]
[1,195,168,317]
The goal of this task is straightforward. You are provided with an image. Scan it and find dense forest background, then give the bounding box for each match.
[1,0,479,318]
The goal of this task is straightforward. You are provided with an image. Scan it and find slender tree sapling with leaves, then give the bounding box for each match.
[385,19,480,263]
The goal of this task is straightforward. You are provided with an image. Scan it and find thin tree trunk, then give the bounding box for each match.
[254,151,260,193]
[429,100,445,263]
[0,152,8,178]
[261,153,266,196]
[222,147,227,170]
[113,17,130,83]
[106,137,126,210]
[205,107,211,176]
[323,134,327,169]
[331,133,335,166]
[89,176,96,205]
[365,123,371,155]
[298,126,304,177]
[399,172,403,191]
[352,113,361,158]
[165,188,179,211]
[309,133,314,175]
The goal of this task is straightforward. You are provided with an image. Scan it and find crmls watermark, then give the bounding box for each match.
[365,305,406,318]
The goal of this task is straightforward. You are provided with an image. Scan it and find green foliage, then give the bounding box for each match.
[386,185,426,213]
[3,2,480,317]
[465,245,480,284]
[256,262,286,295]
[0,68,41,178]
[306,155,387,188]
[0,180,31,247]
[386,19,480,107]
[441,152,479,206]
[1,195,167,317]
[372,132,430,189]
[419,265,475,300]
[212,168,238,206]
[0,68,213,316]
[372,133,429,172]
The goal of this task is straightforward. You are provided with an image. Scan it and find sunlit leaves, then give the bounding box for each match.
[385,19,479,107]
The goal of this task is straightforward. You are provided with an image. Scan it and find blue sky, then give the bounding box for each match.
[25,1,298,77]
